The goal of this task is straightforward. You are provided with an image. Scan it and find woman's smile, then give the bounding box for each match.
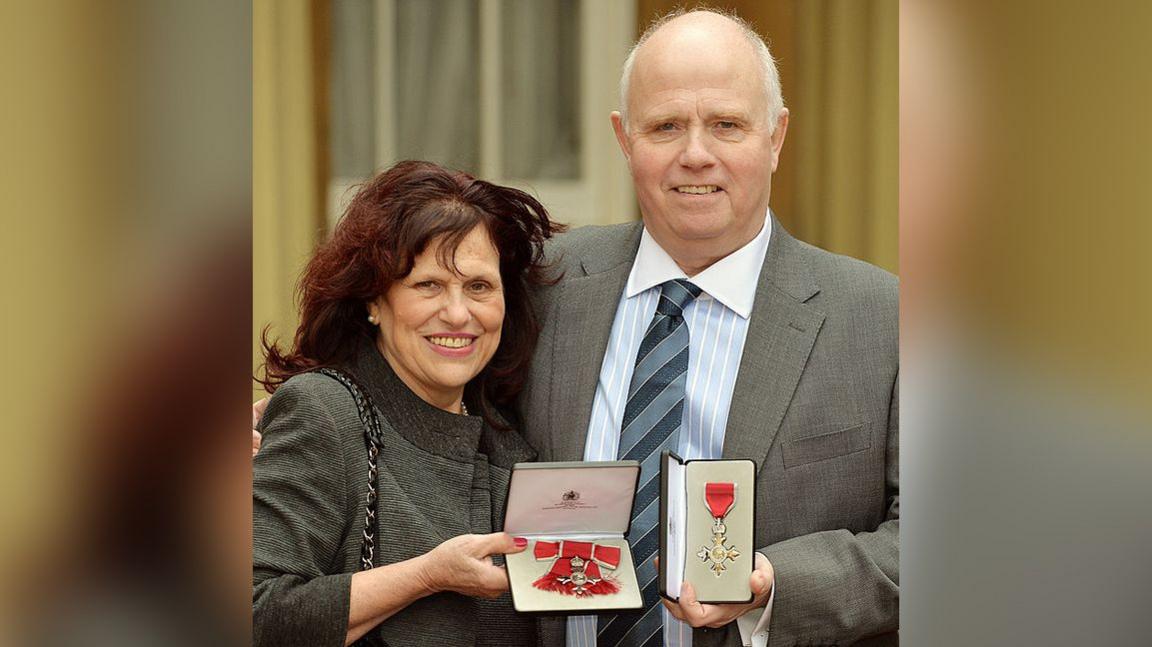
[424,333,479,356]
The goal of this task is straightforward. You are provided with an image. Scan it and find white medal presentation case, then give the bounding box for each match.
[659,451,756,603]
[503,460,644,613]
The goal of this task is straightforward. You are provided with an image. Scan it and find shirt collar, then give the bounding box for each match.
[624,209,773,319]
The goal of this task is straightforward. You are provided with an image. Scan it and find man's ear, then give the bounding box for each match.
[611,111,631,161]
[770,108,790,173]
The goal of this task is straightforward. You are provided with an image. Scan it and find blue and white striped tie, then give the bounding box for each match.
[598,279,701,647]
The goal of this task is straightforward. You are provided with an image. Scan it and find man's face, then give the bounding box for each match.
[612,22,788,272]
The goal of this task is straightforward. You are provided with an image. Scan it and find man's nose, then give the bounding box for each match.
[678,127,717,168]
[438,290,471,327]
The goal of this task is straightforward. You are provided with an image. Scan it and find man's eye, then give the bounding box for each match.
[656,122,677,131]
[717,121,737,129]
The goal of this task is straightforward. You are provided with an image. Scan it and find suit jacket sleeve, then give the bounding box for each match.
[760,372,899,645]
[252,379,355,647]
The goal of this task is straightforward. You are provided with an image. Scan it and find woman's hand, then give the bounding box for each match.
[417,532,528,599]
[252,397,268,457]
[346,532,527,643]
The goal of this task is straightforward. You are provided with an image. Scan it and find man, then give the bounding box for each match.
[518,9,897,647]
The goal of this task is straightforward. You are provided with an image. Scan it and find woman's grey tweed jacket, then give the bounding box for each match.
[254,342,538,646]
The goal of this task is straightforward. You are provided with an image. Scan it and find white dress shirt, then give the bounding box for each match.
[567,212,775,647]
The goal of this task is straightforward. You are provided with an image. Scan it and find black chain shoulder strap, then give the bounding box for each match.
[314,367,383,572]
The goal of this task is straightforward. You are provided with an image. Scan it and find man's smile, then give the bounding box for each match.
[674,184,723,194]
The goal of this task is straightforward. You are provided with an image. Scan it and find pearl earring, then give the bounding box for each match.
[367,314,377,324]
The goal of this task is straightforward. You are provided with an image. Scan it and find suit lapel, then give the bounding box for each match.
[547,225,642,461]
[723,219,824,471]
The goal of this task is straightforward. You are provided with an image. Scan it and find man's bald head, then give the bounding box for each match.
[618,9,784,134]
[607,8,791,274]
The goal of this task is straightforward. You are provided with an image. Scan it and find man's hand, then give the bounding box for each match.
[661,552,775,629]
[252,397,269,457]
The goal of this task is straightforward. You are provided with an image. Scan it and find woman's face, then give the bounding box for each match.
[369,226,505,410]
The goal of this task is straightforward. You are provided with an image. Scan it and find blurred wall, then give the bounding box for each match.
[253,0,328,399]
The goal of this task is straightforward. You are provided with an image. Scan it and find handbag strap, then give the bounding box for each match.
[315,367,383,572]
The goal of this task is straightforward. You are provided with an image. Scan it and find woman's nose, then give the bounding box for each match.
[438,291,471,327]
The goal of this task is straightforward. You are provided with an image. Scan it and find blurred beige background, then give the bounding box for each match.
[253,0,898,395]
[3,1,1150,644]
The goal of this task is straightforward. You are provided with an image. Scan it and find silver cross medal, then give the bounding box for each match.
[698,517,741,576]
[557,555,599,595]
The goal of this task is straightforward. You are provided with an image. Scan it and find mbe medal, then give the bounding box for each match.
[697,482,740,576]
[532,540,622,596]
[558,555,594,595]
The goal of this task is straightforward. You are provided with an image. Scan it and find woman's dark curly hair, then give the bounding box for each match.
[258,160,565,428]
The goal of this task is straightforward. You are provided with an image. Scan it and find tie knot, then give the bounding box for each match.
[656,279,701,318]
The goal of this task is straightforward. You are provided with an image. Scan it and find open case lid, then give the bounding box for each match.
[504,461,640,536]
[660,451,687,598]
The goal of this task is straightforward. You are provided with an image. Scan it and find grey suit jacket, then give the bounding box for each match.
[519,217,898,646]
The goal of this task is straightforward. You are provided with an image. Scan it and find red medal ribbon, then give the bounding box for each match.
[592,544,621,568]
[533,540,561,560]
[532,540,620,568]
[704,482,735,519]
[530,539,622,596]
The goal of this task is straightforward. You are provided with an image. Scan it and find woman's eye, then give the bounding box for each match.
[414,280,438,290]
[468,281,492,293]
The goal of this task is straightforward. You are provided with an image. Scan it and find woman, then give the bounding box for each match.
[253,161,563,646]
